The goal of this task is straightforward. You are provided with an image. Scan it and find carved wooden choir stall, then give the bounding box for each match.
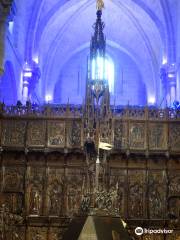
[0,2,180,240]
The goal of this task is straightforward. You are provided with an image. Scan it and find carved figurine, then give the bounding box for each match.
[81,194,91,212]
[96,0,104,11]
[49,181,62,215]
[110,184,118,211]
[30,187,41,215]
[67,180,82,215]
[149,188,162,218]
[129,183,143,217]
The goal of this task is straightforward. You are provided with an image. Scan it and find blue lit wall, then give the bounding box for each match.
[0,61,17,104]
[53,45,146,105]
[53,48,88,104]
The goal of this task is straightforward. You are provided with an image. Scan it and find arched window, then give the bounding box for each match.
[91,55,114,93]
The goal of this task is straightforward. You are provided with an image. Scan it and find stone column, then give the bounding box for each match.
[22,78,29,102]
[168,64,177,106]
[160,64,168,107]
[0,8,8,75]
[169,81,176,105]
[177,64,180,101]
[160,63,177,107]
[0,1,13,75]
[22,61,41,103]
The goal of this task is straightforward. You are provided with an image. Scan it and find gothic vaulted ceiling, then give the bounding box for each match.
[23,0,177,103]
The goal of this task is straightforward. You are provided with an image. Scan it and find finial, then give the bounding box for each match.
[96,0,104,11]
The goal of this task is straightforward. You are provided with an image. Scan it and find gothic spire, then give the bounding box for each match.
[90,8,106,59]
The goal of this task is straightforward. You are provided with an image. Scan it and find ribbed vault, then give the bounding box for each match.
[24,0,176,105]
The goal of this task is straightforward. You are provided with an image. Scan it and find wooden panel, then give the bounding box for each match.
[66,120,82,148]
[167,171,180,220]
[3,166,24,192]
[26,166,45,216]
[148,123,167,150]
[168,171,180,197]
[114,120,127,149]
[12,226,25,240]
[110,168,126,217]
[27,120,46,147]
[49,227,65,240]
[129,122,146,149]
[27,227,47,240]
[2,120,26,147]
[148,171,166,219]
[47,121,65,148]
[46,168,64,216]
[0,151,179,239]
[169,123,180,151]
[66,168,85,216]
[128,170,146,218]
[0,192,23,214]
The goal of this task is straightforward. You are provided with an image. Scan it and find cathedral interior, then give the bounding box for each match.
[0,0,180,239]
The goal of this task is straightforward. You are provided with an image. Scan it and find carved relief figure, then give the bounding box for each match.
[81,194,91,212]
[114,121,126,149]
[170,123,180,150]
[110,172,125,216]
[148,172,165,219]
[3,167,24,192]
[66,175,83,215]
[149,188,162,217]
[149,124,166,149]
[168,197,180,220]
[28,167,44,215]
[48,180,62,216]
[69,121,81,147]
[129,183,143,218]
[168,173,180,195]
[130,123,145,148]
[48,121,65,147]
[29,228,47,240]
[94,180,120,213]
[29,185,41,215]
[27,121,45,146]
[2,121,26,147]
[128,171,144,218]
[67,183,81,214]
[110,185,118,210]
[108,180,120,214]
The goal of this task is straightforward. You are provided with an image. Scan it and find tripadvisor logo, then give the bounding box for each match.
[135,227,173,236]
[135,227,143,236]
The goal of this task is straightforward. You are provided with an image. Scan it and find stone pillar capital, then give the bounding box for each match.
[0,0,16,22]
[0,0,13,8]
[0,0,15,76]
[160,62,177,106]
[0,0,13,15]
